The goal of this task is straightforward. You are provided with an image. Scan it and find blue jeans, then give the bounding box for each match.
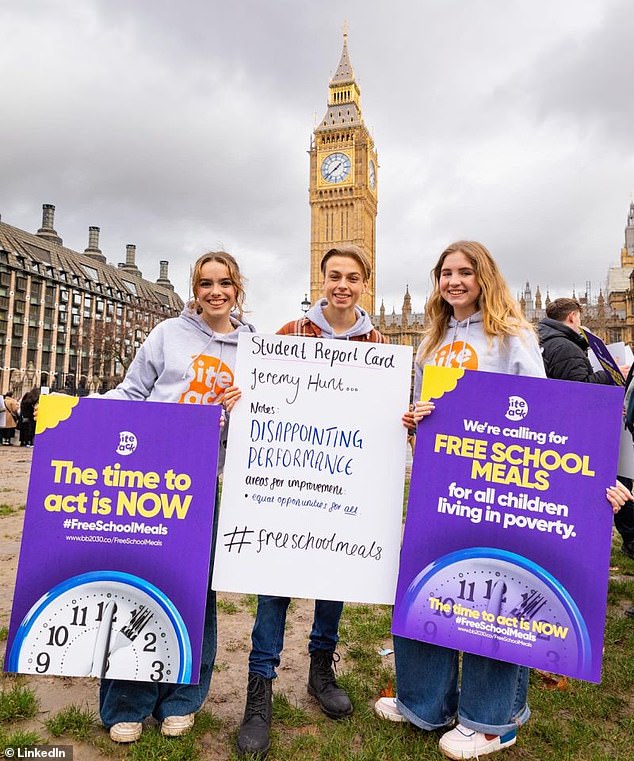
[393,635,530,735]
[248,596,344,679]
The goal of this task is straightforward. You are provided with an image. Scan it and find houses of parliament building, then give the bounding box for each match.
[0,205,182,396]
[2,31,634,395]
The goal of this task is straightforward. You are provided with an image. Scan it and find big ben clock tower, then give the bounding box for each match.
[309,29,378,314]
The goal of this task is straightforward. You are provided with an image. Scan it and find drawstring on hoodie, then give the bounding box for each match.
[305,299,374,341]
[180,306,245,381]
[181,333,218,381]
[443,315,472,368]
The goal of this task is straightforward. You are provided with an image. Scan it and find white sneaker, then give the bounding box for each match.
[109,721,142,743]
[439,723,517,759]
[161,713,195,737]
[374,697,408,723]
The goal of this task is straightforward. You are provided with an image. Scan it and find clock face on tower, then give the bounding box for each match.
[369,159,376,189]
[7,571,192,683]
[320,152,351,183]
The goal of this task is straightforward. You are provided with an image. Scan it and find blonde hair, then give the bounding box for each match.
[320,245,372,282]
[416,241,532,365]
[190,251,246,317]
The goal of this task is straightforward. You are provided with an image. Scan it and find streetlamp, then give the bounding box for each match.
[301,293,311,314]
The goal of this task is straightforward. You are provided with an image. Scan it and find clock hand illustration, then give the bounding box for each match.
[110,605,154,654]
[397,547,592,678]
[483,578,507,657]
[8,571,192,683]
[89,600,115,678]
[87,603,155,678]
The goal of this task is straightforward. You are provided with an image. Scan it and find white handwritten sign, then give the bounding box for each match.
[212,333,413,604]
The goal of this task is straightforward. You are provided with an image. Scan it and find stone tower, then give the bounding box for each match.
[309,29,378,314]
[624,200,634,265]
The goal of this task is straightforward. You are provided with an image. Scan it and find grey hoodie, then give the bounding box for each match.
[413,311,545,401]
[304,299,376,339]
[103,304,256,469]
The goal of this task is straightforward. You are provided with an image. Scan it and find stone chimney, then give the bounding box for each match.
[156,260,174,290]
[84,226,106,262]
[36,203,63,245]
[120,243,141,276]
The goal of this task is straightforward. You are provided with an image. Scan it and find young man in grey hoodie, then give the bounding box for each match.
[236,246,387,758]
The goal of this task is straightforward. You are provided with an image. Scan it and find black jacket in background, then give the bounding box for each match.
[537,318,609,384]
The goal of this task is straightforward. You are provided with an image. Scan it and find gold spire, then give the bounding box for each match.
[316,26,362,129]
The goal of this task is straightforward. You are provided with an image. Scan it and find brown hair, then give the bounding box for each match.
[191,251,246,317]
[320,245,372,282]
[417,241,533,364]
[546,298,582,322]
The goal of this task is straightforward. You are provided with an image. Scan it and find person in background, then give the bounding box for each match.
[236,245,387,759]
[18,389,39,447]
[537,297,610,383]
[0,395,6,443]
[619,367,634,619]
[1,393,18,445]
[98,251,254,743]
[540,298,634,604]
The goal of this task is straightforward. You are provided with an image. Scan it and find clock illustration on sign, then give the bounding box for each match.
[398,548,591,676]
[321,152,351,183]
[7,571,192,683]
[369,159,376,189]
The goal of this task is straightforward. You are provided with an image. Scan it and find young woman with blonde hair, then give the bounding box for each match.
[380,241,629,759]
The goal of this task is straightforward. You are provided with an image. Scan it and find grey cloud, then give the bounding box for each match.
[1,0,632,331]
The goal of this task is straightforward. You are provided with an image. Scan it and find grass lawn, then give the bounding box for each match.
[1,508,632,760]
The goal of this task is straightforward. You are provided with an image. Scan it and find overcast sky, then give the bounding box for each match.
[1,0,633,331]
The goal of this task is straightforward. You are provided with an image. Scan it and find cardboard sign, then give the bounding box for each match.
[393,367,622,682]
[213,333,412,604]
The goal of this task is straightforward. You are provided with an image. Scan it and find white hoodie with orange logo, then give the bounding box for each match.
[413,311,545,401]
[103,304,256,469]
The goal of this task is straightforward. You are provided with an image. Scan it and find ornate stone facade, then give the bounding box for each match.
[0,204,183,394]
[606,201,634,345]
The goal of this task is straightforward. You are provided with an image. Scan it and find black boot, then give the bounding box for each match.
[307,650,353,719]
[236,673,273,758]
[621,540,634,561]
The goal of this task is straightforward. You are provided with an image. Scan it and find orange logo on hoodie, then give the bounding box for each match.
[179,354,234,404]
[433,341,479,370]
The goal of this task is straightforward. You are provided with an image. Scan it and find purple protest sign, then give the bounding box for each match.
[392,367,623,682]
[580,326,625,386]
[5,395,220,684]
